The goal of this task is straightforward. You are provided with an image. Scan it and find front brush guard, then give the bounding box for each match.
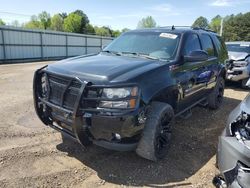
[33,66,91,146]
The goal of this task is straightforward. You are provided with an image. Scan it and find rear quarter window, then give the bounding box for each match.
[211,35,228,61]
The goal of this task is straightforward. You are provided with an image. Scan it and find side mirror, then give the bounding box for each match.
[246,78,250,87]
[184,50,208,62]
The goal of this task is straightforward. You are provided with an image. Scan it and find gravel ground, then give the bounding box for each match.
[0,61,248,188]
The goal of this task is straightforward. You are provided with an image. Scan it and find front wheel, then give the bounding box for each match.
[136,102,174,161]
[241,78,249,89]
[208,77,225,110]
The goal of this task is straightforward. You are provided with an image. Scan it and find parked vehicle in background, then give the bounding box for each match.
[226,42,250,88]
[33,27,227,161]
[214,78,250,188]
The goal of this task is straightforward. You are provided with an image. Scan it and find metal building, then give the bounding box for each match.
[0,26,113,63]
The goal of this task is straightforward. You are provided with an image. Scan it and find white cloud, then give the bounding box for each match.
[209,0,250,7]
[149,3,181,16]
[97,16,114,20]
[210,0,231,6]
[118,3,181,19]
[151,4,173,12]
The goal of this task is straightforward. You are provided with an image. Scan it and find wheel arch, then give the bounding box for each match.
[140,84,179,111]
[218,65,226,80]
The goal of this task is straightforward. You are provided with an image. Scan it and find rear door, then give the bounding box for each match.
[199,34,219,93]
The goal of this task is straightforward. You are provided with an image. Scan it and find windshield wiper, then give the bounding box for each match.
[120,51,159,60]
[102,50,122,56]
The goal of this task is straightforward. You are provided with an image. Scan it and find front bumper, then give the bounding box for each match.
[33,66,143,151]
[217,130,250,188]
[226,65,250,82]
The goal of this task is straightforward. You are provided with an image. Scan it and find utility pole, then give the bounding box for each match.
[220,18,224,36]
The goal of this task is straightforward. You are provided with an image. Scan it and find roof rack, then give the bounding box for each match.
[159,26,191,30]
[159,25,217,33]
[192,27,216,33]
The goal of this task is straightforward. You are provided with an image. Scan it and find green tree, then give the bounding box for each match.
[137,16,156,28]
[86,24,95,34]
[192,16,209,29]
[63,13,82,33]
[24,15,42,29]
[51,14,64,31]
[223,12,250,41]
[0,18,5,26]
[60,12,68,19]
[38,11,51,29]
[111,30,121,37]
[122,28,130,33]
[210,15,222,33]
[73,10,89,33]
[94,26,112,37]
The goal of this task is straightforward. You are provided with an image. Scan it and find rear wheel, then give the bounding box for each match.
[208,77,225,110]
[136,102,174,161]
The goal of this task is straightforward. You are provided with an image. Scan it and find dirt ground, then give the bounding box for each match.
[0,61,249,188]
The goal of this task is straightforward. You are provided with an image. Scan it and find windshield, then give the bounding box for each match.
[226,44,250,53]
[104,31,180,60]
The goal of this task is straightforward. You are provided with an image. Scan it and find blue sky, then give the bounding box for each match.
[0,0,249,30]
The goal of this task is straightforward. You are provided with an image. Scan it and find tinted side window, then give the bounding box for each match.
[184,34,201,55]
[200,34,215,56]
[211,35,228,61]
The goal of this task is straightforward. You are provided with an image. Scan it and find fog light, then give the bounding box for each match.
[114,133,121,140]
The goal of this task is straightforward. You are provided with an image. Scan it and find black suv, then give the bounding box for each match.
[34,27,228,161]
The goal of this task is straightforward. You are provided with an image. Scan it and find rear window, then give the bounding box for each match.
[200,34,215,56]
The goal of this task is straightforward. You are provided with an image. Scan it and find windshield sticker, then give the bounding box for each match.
[159,33,178,39]
[240,44,250,47]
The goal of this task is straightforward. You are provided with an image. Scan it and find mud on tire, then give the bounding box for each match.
[136,102,174,161]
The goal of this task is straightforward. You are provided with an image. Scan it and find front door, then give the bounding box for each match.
[174,33,209,112]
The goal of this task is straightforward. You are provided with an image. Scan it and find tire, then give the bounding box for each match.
[208,77,225,110]
[241,78,249,89]
[136,102,174,161]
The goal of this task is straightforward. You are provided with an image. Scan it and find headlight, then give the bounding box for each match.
[234,61,249,67]
[99,87,138,109]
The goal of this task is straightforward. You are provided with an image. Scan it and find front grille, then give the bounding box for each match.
[47,74,81,110]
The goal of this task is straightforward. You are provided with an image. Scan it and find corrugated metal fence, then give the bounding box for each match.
[0,26,113,63]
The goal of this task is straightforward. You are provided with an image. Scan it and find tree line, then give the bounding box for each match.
[0,10,129,37]
[187,12,250,41]
[136,13,250,42]
[0,10,249,41]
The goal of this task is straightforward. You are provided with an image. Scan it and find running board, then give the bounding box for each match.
[179,109,192,119]
[175,97,207,119]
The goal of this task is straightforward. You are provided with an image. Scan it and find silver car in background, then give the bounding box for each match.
[226,42,250,88]
[214,79,250,188]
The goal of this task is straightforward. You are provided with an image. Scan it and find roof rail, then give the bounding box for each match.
[159,25,191,30]
[157,25,217,33]
[192,27,217,33]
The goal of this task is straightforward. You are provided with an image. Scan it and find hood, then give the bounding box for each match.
[228,51,249,61]
[47,54,160,83]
